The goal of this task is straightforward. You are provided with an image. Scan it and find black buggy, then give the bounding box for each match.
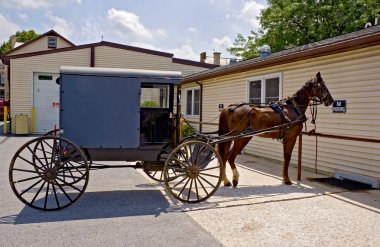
[9,66,223,210]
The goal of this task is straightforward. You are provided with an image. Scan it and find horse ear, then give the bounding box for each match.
[316,72,322,82]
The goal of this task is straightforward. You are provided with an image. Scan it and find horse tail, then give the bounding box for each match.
[217,109,231,164]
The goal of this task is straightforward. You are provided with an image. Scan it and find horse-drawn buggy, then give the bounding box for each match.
[9,66,333,210]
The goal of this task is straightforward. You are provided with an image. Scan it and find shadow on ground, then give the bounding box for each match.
[0,189,170,225]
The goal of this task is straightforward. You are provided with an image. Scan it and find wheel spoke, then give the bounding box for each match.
[199,165,219,172]
[12,168,40,174]
[52,184,60,208]
[31,181,46,205]
[199,172,220,178]
[187,178,194,202]
[17,155,44,172]
[14,175,41,183]
[196,177,209,197]
[56,182,73,202]
[56,177,83,192]
[40,140,51,168]
[177,177,190,198]
[172,175,188,188]
[19,179,43,196]
[194,177,200,201]
[198,174,216,188]
[44,182,50,210]
[27,145,48,170]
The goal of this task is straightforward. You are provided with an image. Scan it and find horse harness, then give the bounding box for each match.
[228,98,306,142]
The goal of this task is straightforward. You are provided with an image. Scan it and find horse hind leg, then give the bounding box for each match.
[217,140,233,186]
[227,137,252,187]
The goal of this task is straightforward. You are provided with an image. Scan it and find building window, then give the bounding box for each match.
[186,88,200,116]
[248,73,281,105]
[48,37,57,48]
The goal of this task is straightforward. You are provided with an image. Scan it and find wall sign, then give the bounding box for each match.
[332,100,346,113]
[218,104,224,111]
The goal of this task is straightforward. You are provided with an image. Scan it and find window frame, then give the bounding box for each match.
[48,37,57,49]
[185,87,200,117]
[246,73,282,105]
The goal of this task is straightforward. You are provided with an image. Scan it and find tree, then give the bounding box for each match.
[228,0,380,59]
[0,30,40,55]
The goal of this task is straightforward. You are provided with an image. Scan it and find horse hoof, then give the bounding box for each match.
[224,181,232,187]
[284,179,292,185]
[233,180,238,187]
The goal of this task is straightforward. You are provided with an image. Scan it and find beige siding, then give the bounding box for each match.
[8,36,73,56]
[95,46,207,76]
[191,45,380,183]
[10,48,91,132]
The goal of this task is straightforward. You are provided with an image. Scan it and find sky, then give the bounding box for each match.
[0,0,267,61]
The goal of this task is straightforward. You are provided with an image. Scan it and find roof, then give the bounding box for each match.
[1,40,218,69]
[60,66,182,83]
[183,24,380,83]
[3,30,76,56]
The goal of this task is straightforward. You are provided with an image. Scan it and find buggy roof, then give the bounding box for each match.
[60,66,182,84]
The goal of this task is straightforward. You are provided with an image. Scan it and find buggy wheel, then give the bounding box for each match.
[143,161,177,182]
[143,161,165,182]
[9,136,89,210]
[164,141,222,203]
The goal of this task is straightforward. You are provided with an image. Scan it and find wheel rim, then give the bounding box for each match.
[9,136,89,211]
[164,141,222,203]
[143,161,178,182]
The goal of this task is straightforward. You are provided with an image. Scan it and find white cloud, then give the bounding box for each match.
[156,29,167,37]
[78,18,103,43]
[212,36,233,53]
[187,27,198,33]
[45,10,74,38]
[107,8,153,40]
[17,12,29,21]
[238,1,264,30]
[0,14,19,43]
[0,0,81,9]
[130,42,198,61]
[167,44,198,61]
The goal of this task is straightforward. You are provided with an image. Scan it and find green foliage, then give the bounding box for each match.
[181,123,194,138]
[228,0,380,59]
[141,101,159,108]
[0,30,40,55]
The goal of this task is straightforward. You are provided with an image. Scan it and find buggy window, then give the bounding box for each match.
[141,84,170,108]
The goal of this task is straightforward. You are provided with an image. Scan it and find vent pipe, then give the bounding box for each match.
[259,45,271,59]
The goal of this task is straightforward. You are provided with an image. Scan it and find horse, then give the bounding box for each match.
[217,72,334,187]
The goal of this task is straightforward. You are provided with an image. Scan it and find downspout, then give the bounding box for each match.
[195,80,203,132]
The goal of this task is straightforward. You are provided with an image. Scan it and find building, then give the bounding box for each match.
[182,25,380,188]
[1,30,217,134]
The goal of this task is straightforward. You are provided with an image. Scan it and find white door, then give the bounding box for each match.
[33,73,60,133]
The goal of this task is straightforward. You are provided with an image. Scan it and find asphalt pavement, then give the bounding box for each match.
[0,133,379,247]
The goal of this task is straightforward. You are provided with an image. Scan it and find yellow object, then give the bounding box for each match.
[31,106,36,134]
[3,106,7,134]
[15,115,29,134]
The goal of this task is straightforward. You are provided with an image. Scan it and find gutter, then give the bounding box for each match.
[195,80,203,132]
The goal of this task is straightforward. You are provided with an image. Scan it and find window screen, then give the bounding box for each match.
[249,80,261,105]
[186,90,193,115]
[265,77,279,103]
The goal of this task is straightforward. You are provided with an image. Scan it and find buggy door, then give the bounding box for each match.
[140,83,174,146]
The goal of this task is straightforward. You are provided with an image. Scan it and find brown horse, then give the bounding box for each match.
[218,72,334,187]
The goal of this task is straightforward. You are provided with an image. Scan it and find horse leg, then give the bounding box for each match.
[227,137,252,187]
[282,130,301,185]
[217,140,232,186]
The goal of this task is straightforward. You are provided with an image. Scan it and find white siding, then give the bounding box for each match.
[95,46,208,76]
[8,36,73,56]
[10,48,91,132]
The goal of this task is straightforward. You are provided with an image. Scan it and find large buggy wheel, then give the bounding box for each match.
[9,136,89,210]
[164,141,222,203]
